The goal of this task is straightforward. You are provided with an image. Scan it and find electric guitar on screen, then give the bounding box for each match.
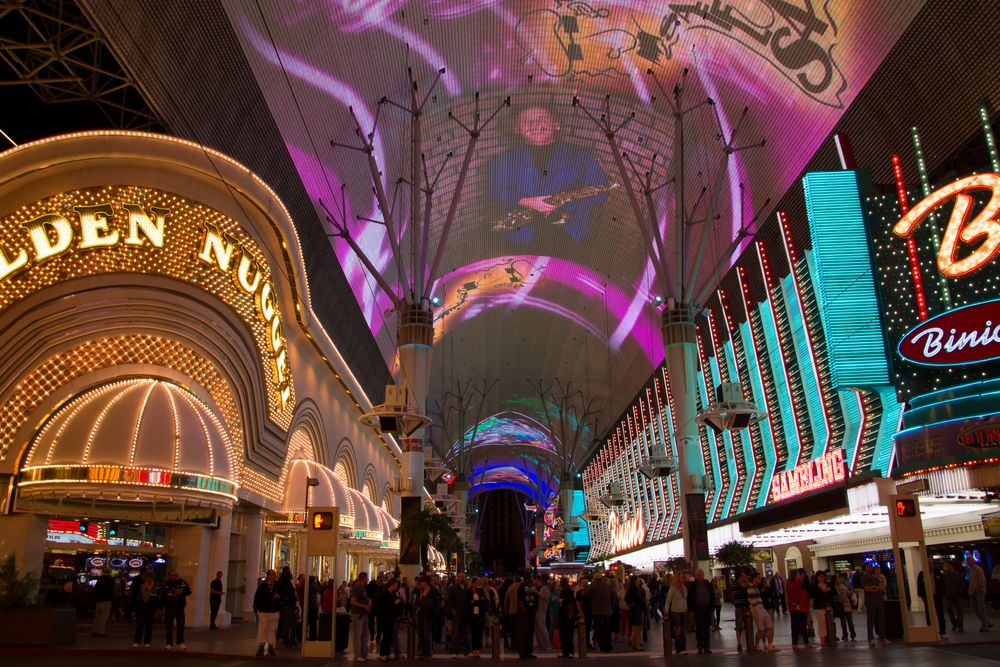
[491,182,619,232]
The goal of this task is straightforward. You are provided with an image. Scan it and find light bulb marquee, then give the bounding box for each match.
[0,186,294,422]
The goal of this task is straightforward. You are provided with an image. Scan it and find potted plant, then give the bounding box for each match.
[0,553,76,646]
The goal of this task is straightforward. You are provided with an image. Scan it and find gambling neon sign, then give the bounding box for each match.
[769,448,846,503]
[893,173,1000,278]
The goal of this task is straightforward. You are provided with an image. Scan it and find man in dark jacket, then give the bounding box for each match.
[584,575,613,652]
[516,576,539,659]
[92,569,116,636]
[254,569,282,656]
[447,573,470,656]
[687,569,714,654]
[160,569,192,649]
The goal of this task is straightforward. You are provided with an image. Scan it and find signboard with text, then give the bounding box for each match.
[769,449,847,503]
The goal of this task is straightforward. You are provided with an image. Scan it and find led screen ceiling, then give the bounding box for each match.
[224,1,922,459]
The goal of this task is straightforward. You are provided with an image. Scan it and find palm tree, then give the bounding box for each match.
[394,508,461,571]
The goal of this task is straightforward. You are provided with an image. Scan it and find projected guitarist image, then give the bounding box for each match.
[487,105,614,246]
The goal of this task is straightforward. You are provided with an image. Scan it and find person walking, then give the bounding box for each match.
[91,569,116,637]
[276,567,297,647]
[812,572,835,647]
[447,573,470,657]
[516,576,539,659]
[943,560,966,633]
[577,578,593,650]
[687,569,714,654]
[503,577,521,653]
[731,571,750,652]
[557,578,580,658]
[624,576,645,650]
[131,572,158,648]
[710,574,724,630]
[967,556,993,632]
[771,572,787,615]
[748,572,779,652]
[209,571,225,630]
[160,569,192,650]
[862,564,889,646]
[786,570,811,648]
[375,579,400,661]
[585,575,613,652]
[833,573,857,641]
[351,572,373,662]
[468,577,489,659]
[664,574,688,656]
[533,576,551,652]
[415,576,439,658]
[253,569,282,656]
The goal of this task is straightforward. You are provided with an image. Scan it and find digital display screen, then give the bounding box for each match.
[224,1,923,441]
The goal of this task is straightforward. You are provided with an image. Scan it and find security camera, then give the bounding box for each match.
[696,382,766,434]
[639,453,676,480]
[599,482,625,508]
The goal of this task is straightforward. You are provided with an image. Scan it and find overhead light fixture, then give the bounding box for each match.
[697,381,766,434]
[430,295,441,306]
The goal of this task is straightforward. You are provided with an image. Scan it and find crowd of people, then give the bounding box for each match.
[84,554,997,657]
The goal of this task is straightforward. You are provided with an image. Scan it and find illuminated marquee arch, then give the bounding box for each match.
[0,184,294,420]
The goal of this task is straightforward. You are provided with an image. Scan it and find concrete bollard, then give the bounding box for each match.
[492,620,501,660]
[577,616,587,658]
[663,613,672,657]
[743,609,755,653]
[407,620,416,660]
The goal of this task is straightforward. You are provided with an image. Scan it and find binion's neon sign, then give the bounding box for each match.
[893,173,1000,278]
[607,507,644,553]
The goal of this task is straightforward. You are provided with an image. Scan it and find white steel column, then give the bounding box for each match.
[663,305,707,572]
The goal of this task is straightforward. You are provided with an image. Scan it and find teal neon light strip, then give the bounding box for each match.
[695,365,722,519]
[705,353,728,520]
[781,275,829,461]
[722,339,745,517]
[757,297,797,476]
[701,354,725,520]
[737,322,763,511]
[839,389,863,470]
[803,170,891,389]
[874,388,902,476]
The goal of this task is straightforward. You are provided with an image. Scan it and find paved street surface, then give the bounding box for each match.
[3,604,1000,665]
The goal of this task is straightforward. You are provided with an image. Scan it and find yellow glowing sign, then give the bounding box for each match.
[893,174,1000,278]
[0,186,293,416]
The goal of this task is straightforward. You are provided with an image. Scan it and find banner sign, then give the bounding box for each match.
[898,298,1000,366]
[895,414,1000,472]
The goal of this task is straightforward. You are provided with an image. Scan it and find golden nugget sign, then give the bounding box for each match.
[0,186,292,414]
[769,448,846,503]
